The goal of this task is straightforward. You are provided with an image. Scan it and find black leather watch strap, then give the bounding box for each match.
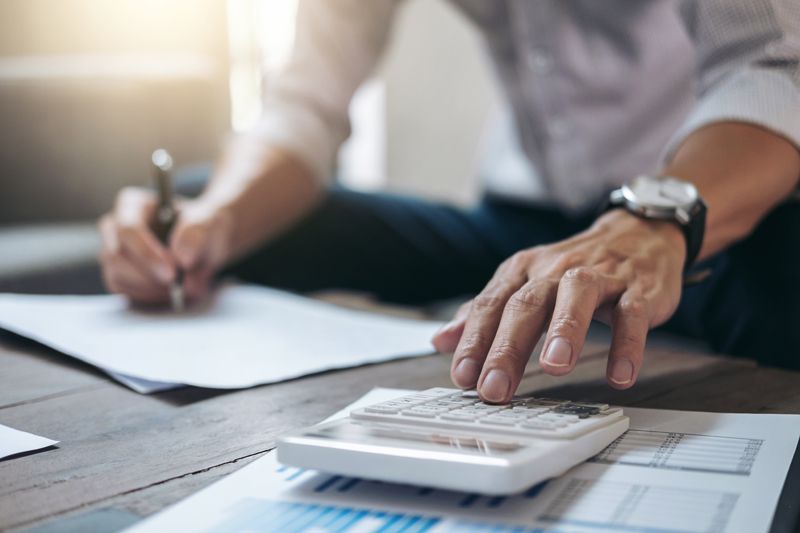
[682,198,707,270]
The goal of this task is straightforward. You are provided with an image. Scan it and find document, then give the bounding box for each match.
[126,388,800,533]
[0,285,442,393]
[0,424,58,460]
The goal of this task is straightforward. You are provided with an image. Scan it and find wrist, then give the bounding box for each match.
[595,209,687,263]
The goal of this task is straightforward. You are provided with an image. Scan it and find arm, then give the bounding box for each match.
[667,0,800,259]
[433,0,800,402]
[665,122,799,262]
[99,0,398,303]
[196,0,400,263]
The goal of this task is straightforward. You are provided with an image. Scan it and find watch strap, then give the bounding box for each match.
[683,198,707,270]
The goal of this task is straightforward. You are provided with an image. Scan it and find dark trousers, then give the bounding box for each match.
[225,187,800,370]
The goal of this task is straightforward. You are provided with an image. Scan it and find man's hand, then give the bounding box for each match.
[432,209,686,403]
[98,187,232,305]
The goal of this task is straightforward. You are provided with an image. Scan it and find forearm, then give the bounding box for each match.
[663,122,800,261]
[198,136,324,263]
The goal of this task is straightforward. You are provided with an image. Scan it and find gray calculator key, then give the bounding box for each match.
[441,413,478,421]
[480,417,518,426]
[365,406,400,414]
[521,420,562,430]
[539,413,580,423]
[402,410,437,418]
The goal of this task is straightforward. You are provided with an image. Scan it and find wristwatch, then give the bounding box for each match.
[607,175,707,270]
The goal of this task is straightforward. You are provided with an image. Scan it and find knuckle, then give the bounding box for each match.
[618,296,648,318]
[563,266,598,285]
[488,341,528,366]
[550,314,583,335]
[472,292,507,311]
[507,285,550,313]
[457,333,492,356]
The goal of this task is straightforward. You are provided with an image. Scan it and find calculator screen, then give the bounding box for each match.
[307,420,523,455]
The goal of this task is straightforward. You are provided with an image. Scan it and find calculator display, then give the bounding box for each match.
[307,420,524,455]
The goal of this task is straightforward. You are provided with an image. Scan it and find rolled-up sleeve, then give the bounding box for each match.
[251,0,398,181]
[666,0,800,159]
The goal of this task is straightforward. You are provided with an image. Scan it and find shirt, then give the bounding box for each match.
[253,0,800,212]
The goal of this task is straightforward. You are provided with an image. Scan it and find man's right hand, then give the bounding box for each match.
[98,187,232,305]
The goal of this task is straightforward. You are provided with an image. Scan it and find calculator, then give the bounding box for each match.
[277,388,629,494]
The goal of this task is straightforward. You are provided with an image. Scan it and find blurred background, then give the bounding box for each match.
[0,0,510,294]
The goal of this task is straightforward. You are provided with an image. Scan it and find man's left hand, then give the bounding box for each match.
[432,209,687,403]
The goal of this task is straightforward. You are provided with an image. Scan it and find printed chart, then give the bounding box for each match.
[540,479,738,533]
[589,430,763,475]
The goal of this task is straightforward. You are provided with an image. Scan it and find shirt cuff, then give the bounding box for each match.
[250,103,346,183]
[662,68,800,164]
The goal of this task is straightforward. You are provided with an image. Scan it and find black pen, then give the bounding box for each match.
[151,149,185,311]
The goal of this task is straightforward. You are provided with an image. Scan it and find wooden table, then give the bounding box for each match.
[1,327,799,533]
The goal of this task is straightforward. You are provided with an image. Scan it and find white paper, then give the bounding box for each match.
[126,389,800,533]
[0,285,442,392]
[0,424,58,460]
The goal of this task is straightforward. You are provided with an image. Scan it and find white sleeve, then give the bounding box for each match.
[666,0,800,160]
[251,0,399,181]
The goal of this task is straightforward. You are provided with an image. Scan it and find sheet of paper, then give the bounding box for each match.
[0,285,442,392]
[126,388,800,533]
[0,424,58,460]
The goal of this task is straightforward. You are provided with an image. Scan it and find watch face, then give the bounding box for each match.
[623,176,698,209]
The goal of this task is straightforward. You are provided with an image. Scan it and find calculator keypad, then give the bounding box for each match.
[353,388,620,439]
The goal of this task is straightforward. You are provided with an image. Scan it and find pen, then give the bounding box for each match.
[151,149,185,312]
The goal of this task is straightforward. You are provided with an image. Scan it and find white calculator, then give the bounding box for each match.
[277,388,629,494]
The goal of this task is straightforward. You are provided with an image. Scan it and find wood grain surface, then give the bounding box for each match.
[1,327,798,532]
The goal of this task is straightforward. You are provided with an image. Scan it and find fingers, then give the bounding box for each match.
[450,257,528,391]
[99,188,232,306]
[99,251,169,304]
[105,188,175,284]
[475,280,557,403]
[432,301,471,354]
[169,208,230,301]
[539,267,625,376]
[606,291,649,389]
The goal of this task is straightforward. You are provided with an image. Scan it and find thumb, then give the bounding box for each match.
[170,222,210,271]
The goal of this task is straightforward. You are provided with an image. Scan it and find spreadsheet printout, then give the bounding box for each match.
[125,388,800,533]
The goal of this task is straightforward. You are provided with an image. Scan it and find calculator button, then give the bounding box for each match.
[440,398,476,406]
[552,404,601,418]
[441,413,478,421]
[511,407,549,415]
[521,420,562,430]
[421,388,459,397]
[365,406,400,414]
[539,413,580,424]
[479,417,518,426]
[402,410,437,418]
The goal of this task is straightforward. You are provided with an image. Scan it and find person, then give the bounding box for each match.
[98,1,800,403]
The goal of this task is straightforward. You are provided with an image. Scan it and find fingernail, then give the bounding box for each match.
[542,337,572,367]
[609,359,634,385]
[155,264,173,284]
[480,370,511,403]
[453,358,480,387]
